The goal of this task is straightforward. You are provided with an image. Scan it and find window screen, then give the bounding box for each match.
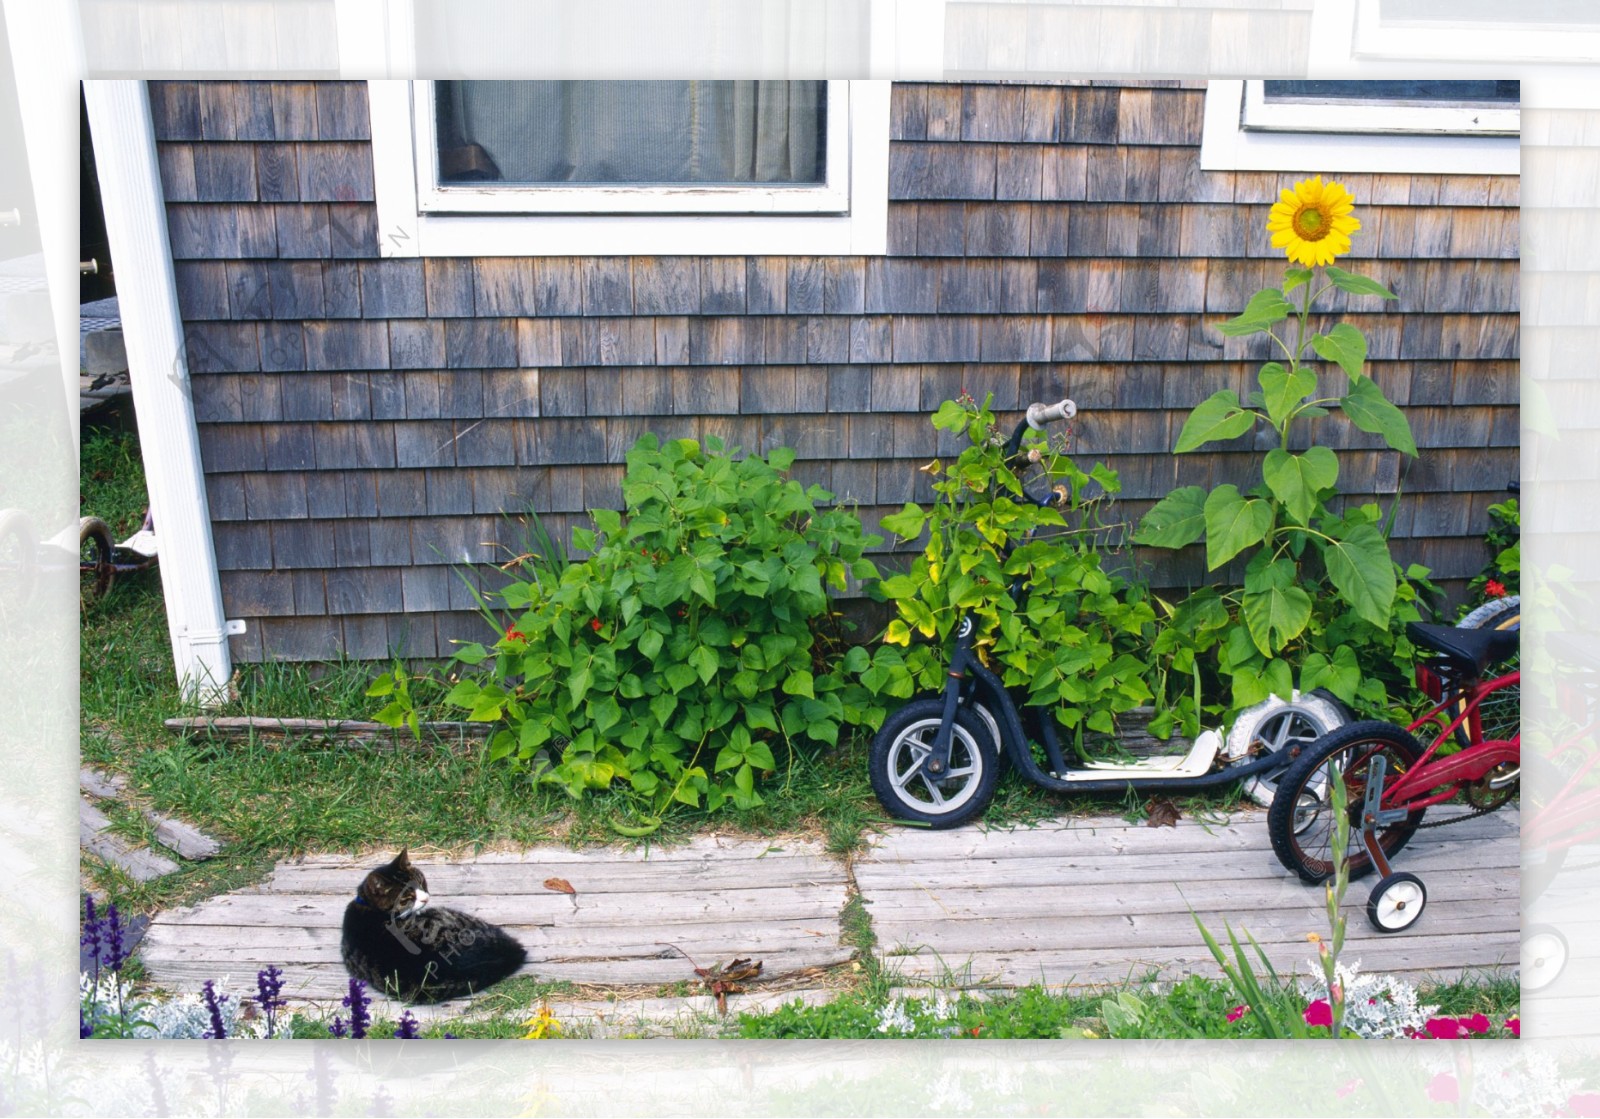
[433,80,828,186]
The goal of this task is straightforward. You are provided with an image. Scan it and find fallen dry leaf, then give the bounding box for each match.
[544,876,578,909]
[1145,798,1181,828]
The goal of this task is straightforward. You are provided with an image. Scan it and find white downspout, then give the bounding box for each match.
[83,81,232,706]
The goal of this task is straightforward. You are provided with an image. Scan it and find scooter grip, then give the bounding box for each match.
[1025,399,1077,429]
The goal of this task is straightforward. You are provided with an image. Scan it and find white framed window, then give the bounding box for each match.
[369,79,891,257]
[1325,0,1600,67]
[1200,79,1520,176]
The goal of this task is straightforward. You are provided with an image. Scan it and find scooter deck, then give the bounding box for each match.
[1052,729,1222,782]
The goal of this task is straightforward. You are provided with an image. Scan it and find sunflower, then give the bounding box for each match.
[1266,176,1361,268]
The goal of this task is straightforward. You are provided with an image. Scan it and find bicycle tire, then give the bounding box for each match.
[80,516,115,603]
[1267,720,1426,884]
[1455,594,1519,749]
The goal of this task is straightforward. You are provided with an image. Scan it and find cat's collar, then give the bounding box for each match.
[352,893,376,908]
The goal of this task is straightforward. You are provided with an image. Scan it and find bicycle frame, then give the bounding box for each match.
[1380,668,1521,812]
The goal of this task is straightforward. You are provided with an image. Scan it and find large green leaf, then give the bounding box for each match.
[1340,376,1417,457]
[1310,323,1368,382]
[1241,558,1312,657]
[1262,446,1338,525]
[1258,362,1318,427]
[1324,266,1397,300]
[1203,485,1273,571]
[1215,289,1294,337]
[1300,644,1361,705]
[1131,486,1208,549]
[1323,522,1397,628]
[1175,391,1258,453]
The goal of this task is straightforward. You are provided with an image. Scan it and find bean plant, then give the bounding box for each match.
[372,434,884,819]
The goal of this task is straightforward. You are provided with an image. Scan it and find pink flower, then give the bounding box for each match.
[1565,1093,1600,1117]
[1304,999,1332,1027]
[1426,1017,1466,1039]
[1427,1074,1459,1103]
[1504,1016,1520,1038]
[1461,1012,1491,1036]
[1226,1005,1249,1023]
[1336,1078,1363,1099]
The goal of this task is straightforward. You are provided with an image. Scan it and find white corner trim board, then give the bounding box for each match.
[83,81,232,706]
[367,79,892,257]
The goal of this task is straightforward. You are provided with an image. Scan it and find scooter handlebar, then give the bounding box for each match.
[1025,399,1077,430]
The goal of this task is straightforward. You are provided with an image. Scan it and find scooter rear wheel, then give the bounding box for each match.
[870,699,1000,829]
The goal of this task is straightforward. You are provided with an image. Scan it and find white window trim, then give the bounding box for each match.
[1200,80,1520,176]
[369,79,891,257]
[1350,0,1600,65]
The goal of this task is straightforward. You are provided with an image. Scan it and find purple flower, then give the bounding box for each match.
[255,966,286,1036]
[104,903,128,974]
[80,1007,93,1039]
[393,1010,419,1040]
[328,1016,348,1039]
[81,896,105,978]
[341,978,371,1040]
[200,980,229,1039]
[442,1032,458,1039]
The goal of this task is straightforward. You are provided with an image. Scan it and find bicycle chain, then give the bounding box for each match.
[1413,801,1513,829]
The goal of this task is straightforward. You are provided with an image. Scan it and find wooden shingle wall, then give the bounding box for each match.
[149,80,1520,663]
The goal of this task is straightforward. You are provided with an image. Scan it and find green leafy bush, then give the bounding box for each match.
[873,394,1184,749]
[372,434,883,816]
[1132,264,1435,719]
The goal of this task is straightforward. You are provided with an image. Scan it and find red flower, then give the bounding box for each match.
[1425,1016,1466,1039]
[1303,999,1332,1027]
[969,1025,982,1037]
[1504,1015,1520,1038]
[1461,1012,1491,1035]
[1226,1005,1248,1023]
[1485,579,1507,598]
[590,618,602,633]
[504,628,526,642]
[1427,1074,1459,1104]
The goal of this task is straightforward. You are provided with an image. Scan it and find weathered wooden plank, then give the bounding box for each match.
[163,716,494,744]
[261,856,847,896]
[871,897,1518,958]
[80,799,180,882]
[880,932,1517,989]
[154,885,847,932]
[863,809,1517,862]
[80,768,126,799]
[143,945,853,995]
[861,865,1516,921]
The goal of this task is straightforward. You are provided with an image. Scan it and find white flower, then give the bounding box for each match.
[1298,960,1437,1040]
[874,1000,915,1036]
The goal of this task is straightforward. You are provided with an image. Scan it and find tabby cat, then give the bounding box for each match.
[340,849,528,1003]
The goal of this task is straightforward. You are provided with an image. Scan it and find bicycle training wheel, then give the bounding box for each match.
[80,516,114,603]
[870,698,1000,828]
[1225,691,1350,808]
[1367,872,1427,933]
[1267,721,1426,884]
[1456,594,1519,748]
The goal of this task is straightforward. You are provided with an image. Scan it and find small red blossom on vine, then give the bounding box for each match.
[505,628,526,642]
[1485,578,1507,598]
[590,618,602,633]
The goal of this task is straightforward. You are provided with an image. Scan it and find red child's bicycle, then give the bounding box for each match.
[1266,619,1520,933]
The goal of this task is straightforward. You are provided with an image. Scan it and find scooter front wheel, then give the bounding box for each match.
[870,699,1000,828]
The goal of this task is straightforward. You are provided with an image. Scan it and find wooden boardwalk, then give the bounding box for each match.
[140,836,854,1010]
[139,808,1520,1021]
[859,808,1520,989]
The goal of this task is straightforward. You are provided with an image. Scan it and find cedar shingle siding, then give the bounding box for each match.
[150,80,1521,663]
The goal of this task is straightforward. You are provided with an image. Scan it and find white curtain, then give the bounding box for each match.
[435,80,826,185]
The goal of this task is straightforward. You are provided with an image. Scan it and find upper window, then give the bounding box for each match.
[1330,0,1600,68]
[369,79,890,256]
[1200,79,1520,175]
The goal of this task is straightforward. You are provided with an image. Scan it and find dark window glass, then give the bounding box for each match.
[433,81,828,186]
[1264,80,1520,106]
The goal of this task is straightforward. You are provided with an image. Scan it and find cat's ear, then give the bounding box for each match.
[394,847,410,867]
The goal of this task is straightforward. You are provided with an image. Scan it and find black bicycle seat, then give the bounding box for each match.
[1406,621,1519,676]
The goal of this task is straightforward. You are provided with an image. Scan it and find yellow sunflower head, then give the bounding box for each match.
[1266,176,1361,268]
